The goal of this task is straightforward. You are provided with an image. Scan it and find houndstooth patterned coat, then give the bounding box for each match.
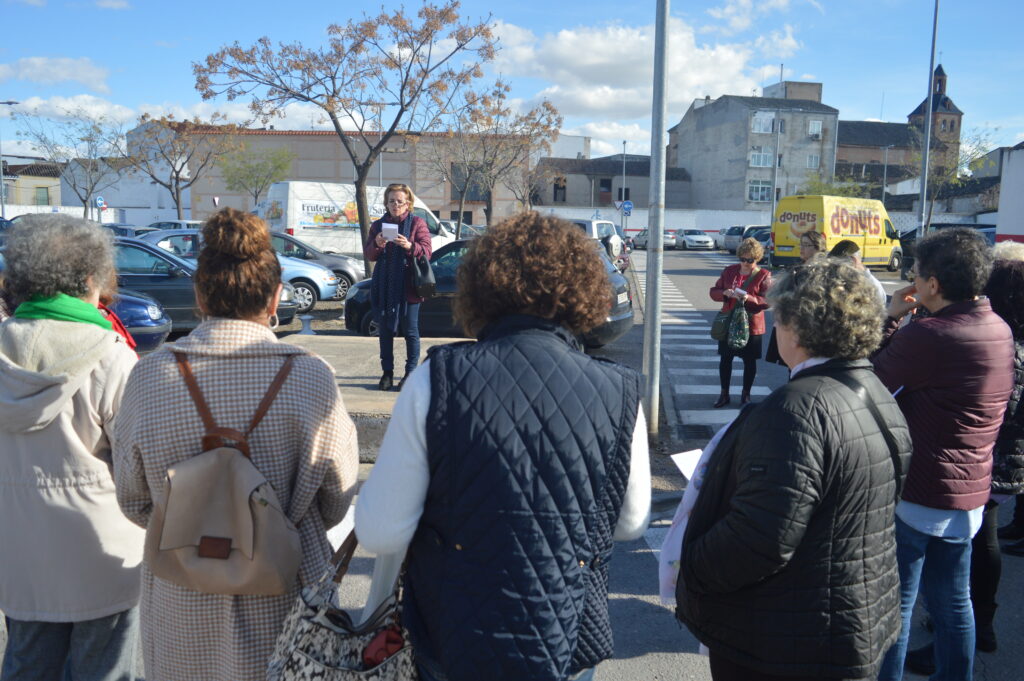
[113,319,360,681]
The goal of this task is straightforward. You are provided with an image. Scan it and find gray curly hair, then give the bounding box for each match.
[767,258,884,359]
[4,215,115,304]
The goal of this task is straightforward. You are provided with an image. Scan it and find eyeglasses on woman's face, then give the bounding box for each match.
[738,257,755,264]
[387,198,408,206]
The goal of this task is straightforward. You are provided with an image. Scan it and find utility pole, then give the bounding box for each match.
[621,140,627,232]
[917,0,940,237]
[0,101,19,219]
[770,108,782,220]
[643,0,669,436]
[881,145,892,205]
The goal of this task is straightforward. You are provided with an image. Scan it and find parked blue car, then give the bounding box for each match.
[137,229,339,312]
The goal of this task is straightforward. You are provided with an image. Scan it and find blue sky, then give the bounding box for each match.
[1,0,1021,160]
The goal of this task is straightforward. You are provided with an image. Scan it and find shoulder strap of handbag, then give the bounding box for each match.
[828,371,904,503]
[172,351,296,458]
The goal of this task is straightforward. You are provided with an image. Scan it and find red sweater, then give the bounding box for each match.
[709,265,771,336]
[872,299,1015,510]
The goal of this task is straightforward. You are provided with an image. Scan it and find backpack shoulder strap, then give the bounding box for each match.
[174,351,218,435]
[828,371,904,503]
[244,355,296,439]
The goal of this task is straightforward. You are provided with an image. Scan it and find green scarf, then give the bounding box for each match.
[15,293,113,331]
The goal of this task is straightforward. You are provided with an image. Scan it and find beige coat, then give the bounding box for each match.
[0,318,142,622]
[113,319,359,681]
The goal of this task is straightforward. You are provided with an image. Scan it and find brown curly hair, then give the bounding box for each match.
[737,237,764,261]
[194,208,281,319]
[453,212,612,337]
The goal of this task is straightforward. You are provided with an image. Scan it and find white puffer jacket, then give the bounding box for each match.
[0,318,143,621]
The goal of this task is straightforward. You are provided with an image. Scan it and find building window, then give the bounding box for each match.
[616,187,630,201]
[941,119,947,132]
[450,163,489,202]
[598,177,612,205]
[808,120,823,136]
[950,120,956,132]
[553,176,567,203]
[751,111,775,134]
[806,154,820,169]
[750,146,772,167]
[34,186,50,206]
[748,180,772,202]
[779,118,785,133]
[778,154,783,167]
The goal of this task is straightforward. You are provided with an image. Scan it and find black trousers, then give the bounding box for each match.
[971,501,1002,627]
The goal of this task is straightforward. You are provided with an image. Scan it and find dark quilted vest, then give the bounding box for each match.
[403,315,639,681]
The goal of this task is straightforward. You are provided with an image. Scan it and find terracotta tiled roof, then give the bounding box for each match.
[6,162,64,178]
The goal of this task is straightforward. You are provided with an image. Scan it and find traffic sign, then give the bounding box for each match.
[623,209,632,217]
[614,200,623,210]
[621,200,634,212]
[95,196,106,208]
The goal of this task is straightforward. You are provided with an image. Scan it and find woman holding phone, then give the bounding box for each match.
[709,237,771,407]
[364,183,432,391]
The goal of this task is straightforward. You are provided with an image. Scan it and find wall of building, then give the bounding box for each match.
[763,81,823,102]
[838,146,913,166]
[184,130,522,226]
[542,205,770,232]
[60,161,189,224]
[996,147,1024,241]
[541,172,689,210]
[671,98,837,211]
[9,175,61,207]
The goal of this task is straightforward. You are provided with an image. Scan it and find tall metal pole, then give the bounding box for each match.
[770,108,781,219]
[882,145,890,205]
[917,0,940,238]
[643,0,669,436]
[0,101,19,219]
[622,140,627,232]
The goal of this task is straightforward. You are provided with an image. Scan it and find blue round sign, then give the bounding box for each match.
[621,200,634,212]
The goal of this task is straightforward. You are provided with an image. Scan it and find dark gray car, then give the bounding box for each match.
[269,232,364,299]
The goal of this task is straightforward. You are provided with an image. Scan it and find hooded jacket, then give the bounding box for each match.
[0,318,143,621]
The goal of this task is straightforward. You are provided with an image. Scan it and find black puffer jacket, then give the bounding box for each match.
[677,360,911,679]
[992,342,1024,494]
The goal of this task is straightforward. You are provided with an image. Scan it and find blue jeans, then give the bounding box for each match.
[1,608,138,681]
[417,659,596,681]
[878,516,974,681]
[378,302,420,374]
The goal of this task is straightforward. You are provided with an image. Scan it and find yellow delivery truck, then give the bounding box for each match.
[771,195,902,270]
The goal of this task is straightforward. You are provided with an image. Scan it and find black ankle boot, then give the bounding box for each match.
[378,372,393,391]
[740,390,752,404]
[713,392,730,408]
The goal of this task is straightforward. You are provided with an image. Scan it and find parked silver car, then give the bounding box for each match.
[722,224,770,253]
[633,229,677,250]
[674,229,715,250]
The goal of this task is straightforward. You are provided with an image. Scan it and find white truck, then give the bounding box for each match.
[256,181,455,256]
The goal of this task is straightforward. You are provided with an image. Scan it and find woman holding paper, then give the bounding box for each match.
[678,258,911,681]
[363,183,432,391]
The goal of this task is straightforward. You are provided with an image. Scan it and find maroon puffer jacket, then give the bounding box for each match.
[872,299,1015,510]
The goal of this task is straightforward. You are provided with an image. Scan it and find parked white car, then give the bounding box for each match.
[674,229,715,250]
[712,228,729,250]
[570,219,623,258]
[633,229,677,250]
[723,224,770,253]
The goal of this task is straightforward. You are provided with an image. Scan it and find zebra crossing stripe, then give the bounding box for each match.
[673,384,771,396]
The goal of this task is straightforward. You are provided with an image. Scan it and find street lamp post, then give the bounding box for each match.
[881,145,893,206]
[0,100,20,220]
[621,140,627,232]
[917,0,940,237]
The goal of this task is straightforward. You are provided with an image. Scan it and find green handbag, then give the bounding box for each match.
[710,309,731,341]
[727,304,750,349]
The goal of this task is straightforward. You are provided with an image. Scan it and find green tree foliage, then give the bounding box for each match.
[218,145,295,206]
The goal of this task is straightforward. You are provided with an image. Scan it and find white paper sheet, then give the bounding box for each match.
[381,223,399,241]
[670,448,704,481]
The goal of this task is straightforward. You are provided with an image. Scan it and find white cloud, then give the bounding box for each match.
[0,139,46,158]
[96,0,130,8]
[493,19,760,122]
[800,73,816,80]
[564,122,652,155]
[706,0,792,35]
[0,57,110,93]
[13,94,135,123]
[754,24,800,59]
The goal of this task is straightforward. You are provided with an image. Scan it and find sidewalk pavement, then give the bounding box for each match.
[282,332,461,461]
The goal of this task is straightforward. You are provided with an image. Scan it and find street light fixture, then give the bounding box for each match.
[0,100,20,220]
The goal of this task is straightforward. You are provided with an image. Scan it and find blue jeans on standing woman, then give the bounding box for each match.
[878,516,975,681]
[1,607,138,681]
[378,302,420,375]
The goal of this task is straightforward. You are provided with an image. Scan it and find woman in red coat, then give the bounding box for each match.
[709,237,771,407]
[363,183,433,391]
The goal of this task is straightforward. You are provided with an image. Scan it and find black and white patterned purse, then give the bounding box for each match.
[267,531,418,680]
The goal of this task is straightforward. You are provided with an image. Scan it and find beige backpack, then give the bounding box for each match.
[143,352,302,595]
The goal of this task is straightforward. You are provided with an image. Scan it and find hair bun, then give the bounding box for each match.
[202,207,271,259]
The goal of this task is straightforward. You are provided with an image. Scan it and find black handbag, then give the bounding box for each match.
[411,254,436,299]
